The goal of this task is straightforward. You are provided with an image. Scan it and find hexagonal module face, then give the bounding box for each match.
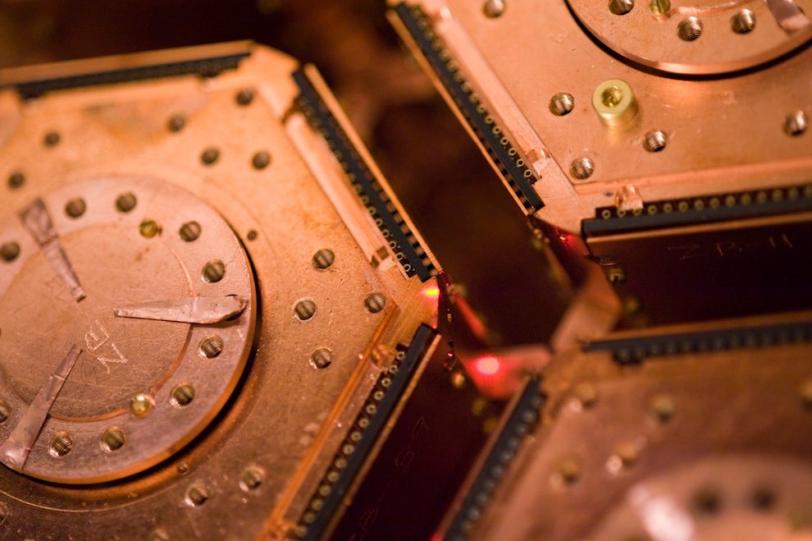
[439,310,812,540]
[0,42,442,540]
[389,1,812,324]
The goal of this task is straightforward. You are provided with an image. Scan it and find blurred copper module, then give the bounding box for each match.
[389,0,812,326]
[0,42,487,540]
[439,311,812,540]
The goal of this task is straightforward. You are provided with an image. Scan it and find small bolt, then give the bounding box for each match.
[185,484,209,507]
[202,260,225,283]
[609,0,634,15]
[246,230,258,241]
[200,147,220,166]
[7,171,24,189]
[731,9,756,33]
[179,221,202,242]
[0,400,10,423]
[115,192,137,213]
[312,248,335,270]
[252,151,271,170]
[678,17,703,41]
[168,114,186,133]
[130,393,153,417]
[172,384,195,407]
[650,393,675,423]
[570,157,594,180]
[482,0,505,17]
[310,348,333,369]
[785,110,808,136]
[240,466,265,491]
[65,198,87,219]
[295,299,317,321]
[139,219,162,238]
[0,242,20,263]
[365,293,386,314]
[43,131,61,147]
[649,0,670,15]
[644,130,667,152]
[50,432,73,457]
[236,88,255,106]
[199,336,224,358]
[610,442,639,470]
[101,427,126,452]
[573,382,598,408]
[549,93,575,116]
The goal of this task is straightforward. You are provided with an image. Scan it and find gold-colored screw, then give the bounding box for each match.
[130,393,153,417]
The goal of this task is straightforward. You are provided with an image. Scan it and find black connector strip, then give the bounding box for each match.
[584,319,812,365]
[393,3,544,213]
[11,52,250,99]
[293,68,436,281]
[444,376,544,541]
[583,184,812,236]
[294,324,438,541]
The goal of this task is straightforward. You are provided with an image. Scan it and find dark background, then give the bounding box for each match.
[0,0,567,346]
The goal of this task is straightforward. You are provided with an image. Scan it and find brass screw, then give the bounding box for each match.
[0,242,20,263]
[172,384,195,407]
[310,348,333,369]
[731,9,756,33]
[65,198,87,219]
[365,293,386,314]
[116,192,138,213]
[593,79,638,127]
[295,299,317,321]
[139,219,162,238]
[482,0,505,18]
[252,151,271,170]
[200,147,220,166]
[650,393,676,423]
[570,157,594,180]
[240,466,265,491]
[313,248,335,270]
[549,93,574,116]
[552,457,581,486]
[130,393,153,417]
[199,336,224,358]
[574,382,598,408]
[101,427,126,452]
[50,432,73,457]
[202,260,226,283]
[7,171,24,189]
[650,0,670,15]
[179,221,202,242]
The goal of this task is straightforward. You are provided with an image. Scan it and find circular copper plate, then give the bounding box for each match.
[0,176,256,484]
[566,0,812,75]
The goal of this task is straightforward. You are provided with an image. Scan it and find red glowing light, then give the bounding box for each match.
[475,356,501,376]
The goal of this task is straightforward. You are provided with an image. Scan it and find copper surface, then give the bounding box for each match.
[0,43,440,539]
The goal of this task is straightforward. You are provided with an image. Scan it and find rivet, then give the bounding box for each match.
[609,0,634,15]
[43,131,61,147]
[65,198,87,219]
[246,229,258,241]
[731,9,756,33]
[0,242,20,263]
[570,157,594,180]
[7,171,24,189]
[199,336,224,358]
[482,0,505,18]
[365,293,386,314]
[310,348,333,369]
[678,17,703,41]
[236,88,255,106]
[200,147,220,166]
[295,299,317,321]
[252,151,271,170]
[115,192,138,213]
[549,93,575,116]
[167,114,186,133]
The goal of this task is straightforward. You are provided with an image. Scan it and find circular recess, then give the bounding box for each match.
[565,0,812,74]
[0,176,257,484]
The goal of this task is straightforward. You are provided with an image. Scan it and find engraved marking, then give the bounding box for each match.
[84,320,128,373]
[113,295,247,324]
